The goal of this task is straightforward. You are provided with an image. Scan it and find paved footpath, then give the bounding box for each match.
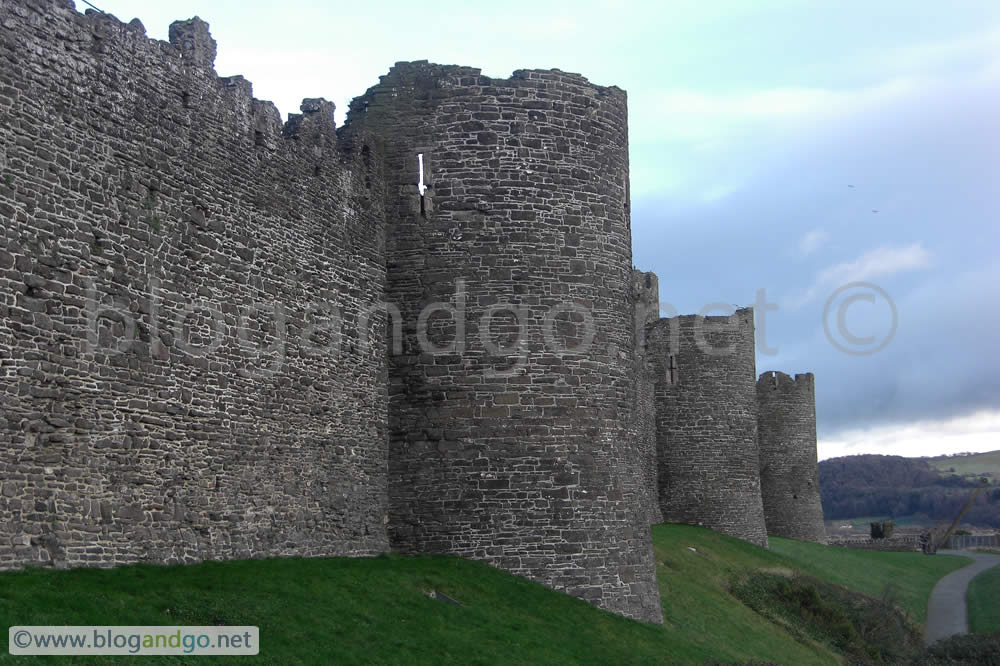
[924,549,1000,646]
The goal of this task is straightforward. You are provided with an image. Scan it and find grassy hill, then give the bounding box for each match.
[927,449,1000,480]
[0,525,971,664]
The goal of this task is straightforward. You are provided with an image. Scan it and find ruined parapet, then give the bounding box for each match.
[341,63,662,623]
[631,270,663,525]
[167,16,217,69]
[633,271,660,347]
[0,2,388,569]
[757,371,827,543]
[648,309,768,547]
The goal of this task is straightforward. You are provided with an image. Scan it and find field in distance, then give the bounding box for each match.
[926,449,1000,480]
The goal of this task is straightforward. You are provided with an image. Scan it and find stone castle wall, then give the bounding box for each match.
[631,270,663,525]
[340,63,661,622]
[757,371,827,543]
[0,1,389,568]
[648,309,769,547]
[0,0,830,626]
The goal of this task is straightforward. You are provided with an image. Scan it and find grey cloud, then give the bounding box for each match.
[631,60,1000,441]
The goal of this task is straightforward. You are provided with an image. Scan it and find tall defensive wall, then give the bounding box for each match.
[0,3,390,568]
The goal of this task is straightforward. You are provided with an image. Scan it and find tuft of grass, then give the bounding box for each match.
[968,563,1000,633]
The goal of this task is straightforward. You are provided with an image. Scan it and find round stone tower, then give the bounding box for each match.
[340,62,661,623]
[757,371,827,543]
[647,308,768,547]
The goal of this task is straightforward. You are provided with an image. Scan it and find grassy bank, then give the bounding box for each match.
[768,536,967,624]
[0,525,971,664]
[968,563,1000,633]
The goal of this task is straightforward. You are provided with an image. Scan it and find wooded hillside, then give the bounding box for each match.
[819,454,1000,527]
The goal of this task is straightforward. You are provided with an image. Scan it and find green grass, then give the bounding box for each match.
[769,536,968,624]
[968,563,1000,633]
[927,449,1000,480]
[0,525,973,664]
[649,526,839,664]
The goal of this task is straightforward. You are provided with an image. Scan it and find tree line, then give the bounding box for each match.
[819,454,999,528]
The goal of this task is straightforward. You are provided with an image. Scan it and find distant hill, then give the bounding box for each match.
[926,449,1000,480]
[819,454,1000,528]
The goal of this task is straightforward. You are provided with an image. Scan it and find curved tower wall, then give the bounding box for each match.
[648,308,768,547]
[757,371,827,543]
[341,63,661,622]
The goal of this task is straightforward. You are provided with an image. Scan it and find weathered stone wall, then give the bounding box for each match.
[631,269,662,525]
[0,1,389,568]
[648,309,768,547]
[827,537,918,552]
[0,0,819,625]
[340,62,662,623]
[757,371,827,543]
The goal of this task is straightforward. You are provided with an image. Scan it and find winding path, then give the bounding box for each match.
[924,549,1000,646]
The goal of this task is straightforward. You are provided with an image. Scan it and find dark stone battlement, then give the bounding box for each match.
[759,370,815,390]
[168,17,216,68]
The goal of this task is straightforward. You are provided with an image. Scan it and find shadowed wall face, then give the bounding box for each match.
[757,371,827,543]
[631,270,663,525]
[0,2,389,568]
[341,63,662,623]
[648,309,769,547]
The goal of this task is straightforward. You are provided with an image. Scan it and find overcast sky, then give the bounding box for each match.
[80,1,1000,460]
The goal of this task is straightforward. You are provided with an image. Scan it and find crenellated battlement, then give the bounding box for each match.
[30,2,366,179]
[758,370,815,391]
